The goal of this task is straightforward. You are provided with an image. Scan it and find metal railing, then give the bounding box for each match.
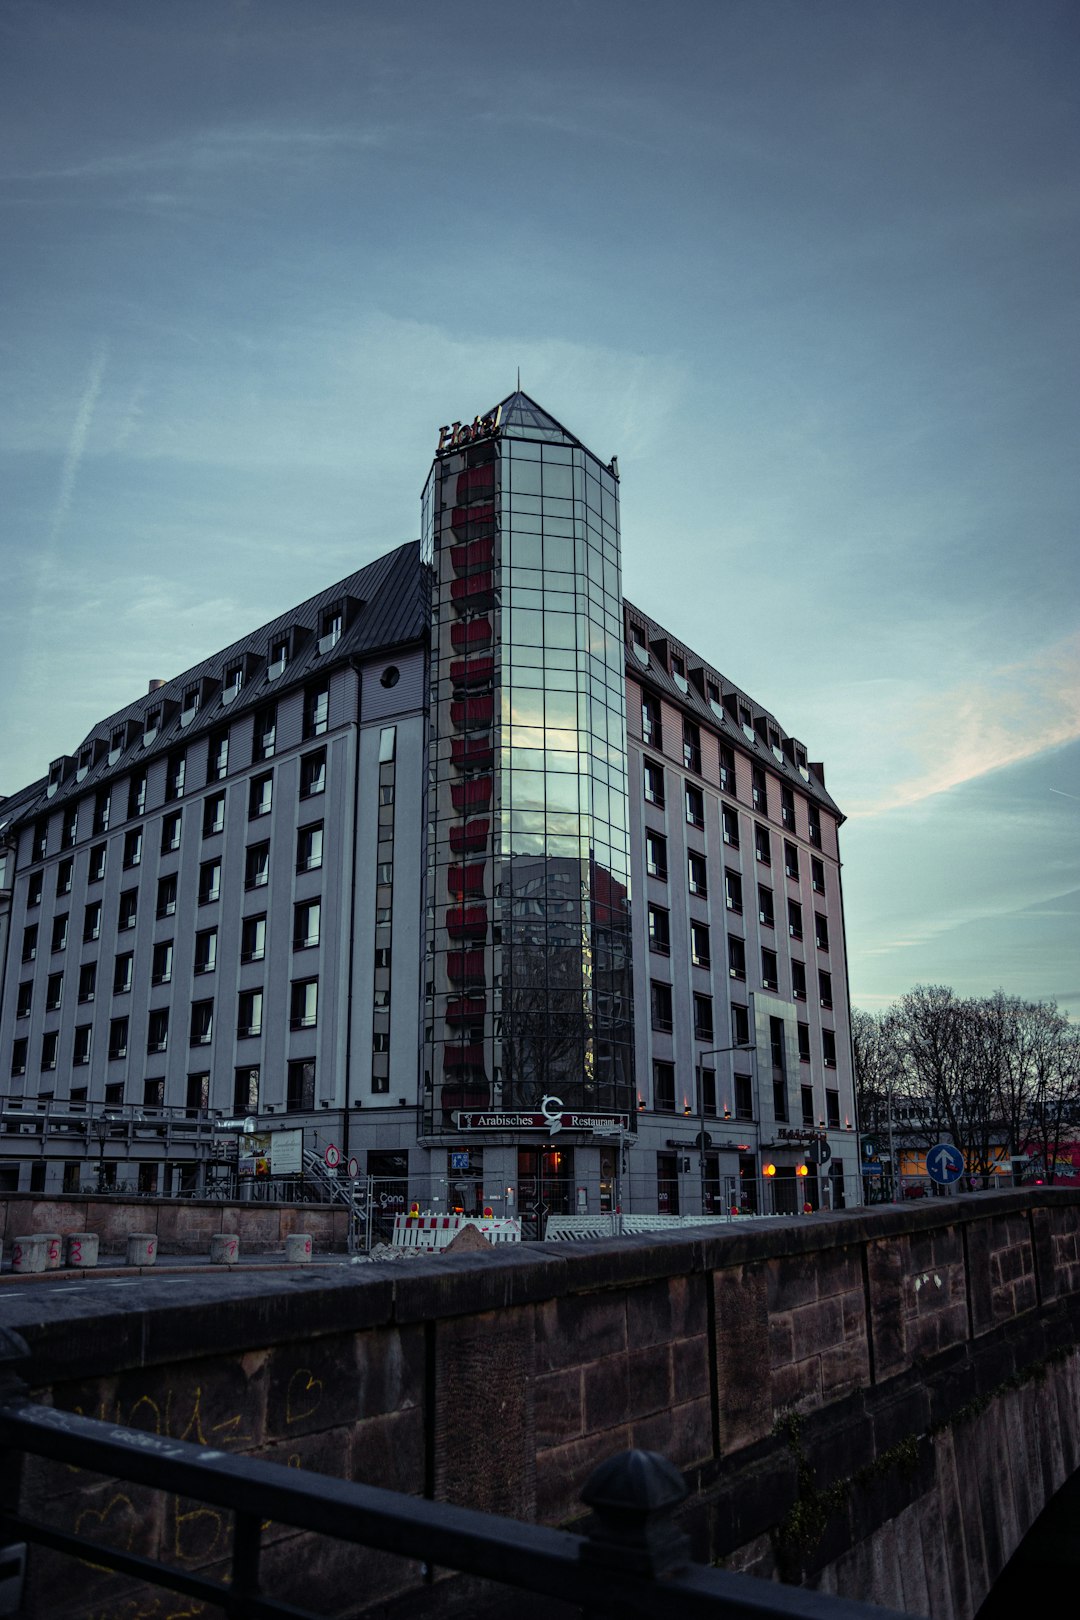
[0,1331,910,1620]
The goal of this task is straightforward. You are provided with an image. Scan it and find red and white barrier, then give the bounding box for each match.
[392,1212,521,1251]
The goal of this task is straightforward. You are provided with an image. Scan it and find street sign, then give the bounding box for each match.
[807,1138,832,1165]
[926,1142,964,1185]
[450,1151,470,1170]
[347,1156,360,1180]
[862,1164,883,1175]
[324,1144,341,1170]
[862,1138,878,1161]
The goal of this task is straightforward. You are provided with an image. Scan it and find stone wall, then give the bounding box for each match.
[1,1188,1079,1619]
[0,1191,350,1254]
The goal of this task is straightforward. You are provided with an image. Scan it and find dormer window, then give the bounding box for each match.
[319,608,343,653]
[670,653,689,694]
[180,684,201,727]
[630,623,649,667]
[707,680,725,722]
[769,726,783,763]
[739,704,755,742]
[143,706,161,746]
[47,757,69,798]
[268,637,290,680]
[76,743,96,782]
[223,665,244,704]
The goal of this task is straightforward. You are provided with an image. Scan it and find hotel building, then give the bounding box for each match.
[0,394,857,1218]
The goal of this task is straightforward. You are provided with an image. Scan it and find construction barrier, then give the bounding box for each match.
[392,1212,522,1251]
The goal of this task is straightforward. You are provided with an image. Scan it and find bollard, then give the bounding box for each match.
[11,1236,48,1275]
[40,1233,63,1271]
[210,1233,239,1266]
[285,1233,313,1264]
[65,1232,99,1269]
[126,1233,158,1267]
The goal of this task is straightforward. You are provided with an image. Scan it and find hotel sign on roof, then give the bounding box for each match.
[436,406,502,455]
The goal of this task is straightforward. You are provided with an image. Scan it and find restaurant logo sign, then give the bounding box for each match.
[436,405,502,454]
[454,1110,630,1134]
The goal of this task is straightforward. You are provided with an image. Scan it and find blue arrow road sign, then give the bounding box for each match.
[926,1142,964,1185]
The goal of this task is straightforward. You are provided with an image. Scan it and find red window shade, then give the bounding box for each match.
[451,693,494,728]
[446,905,488,941]
[455,464,494,502]
[450,656,494,689]
[449,819,489,853]
[451,776,493,811]
[446,995,486,1026]
[451,736,494,770]
[450,536,495,574]
[450,572,493,606]
[443,1044,487,1074]
[450,617,492,651]
[447,864,485,898]
[447,949,485,985]
[450,505,495,537]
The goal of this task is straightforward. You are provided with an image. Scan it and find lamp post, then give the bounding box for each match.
[93,1111,110,1193]
[695,1044,755,1215]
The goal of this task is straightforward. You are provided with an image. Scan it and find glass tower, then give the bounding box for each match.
[422,393,634,1137]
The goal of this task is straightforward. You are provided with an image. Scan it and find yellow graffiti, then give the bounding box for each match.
[172,1499,226,1565]
[285,1367,323,1425]
[73,1490,137,1573]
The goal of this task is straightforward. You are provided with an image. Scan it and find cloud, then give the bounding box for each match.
[844,631,1080,819]
[48,342,107,544]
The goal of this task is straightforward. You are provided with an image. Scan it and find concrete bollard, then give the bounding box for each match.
[210,1233,239,1266]
[126,1233,158,1267]
[40,1232,64,1271]
[11,1235,48,1274]
[285,1233,313,1264]
[65,1232,99,1269]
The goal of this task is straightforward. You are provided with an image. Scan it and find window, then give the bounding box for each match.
[237,990,263,1039]
[823,1029,837,1068]
[161,811,183,853]
[249,773,273,820]
[654,1061,676,1113]
[691,921,711,968]
[724,869,743,913]
[808,804,822,848]
[52,914,68,953]
[147,1008,170,1053]
[683,720,701,774]
[761,949,779,991]
[303,682,329,738]
[731,1003,750,1047]
[235,1065,260,1112]
[700,1069,717,1118]
[208,729,229,782]
[128,771,147,819]
[645,831,667,881]
[792,959,807,1001]
[300,749,326,799]
[297,823,323,873]
[165,752,186,801]
[16,982,32,1019]
[26,872,43,908]
[31,819,48,861]
[798,1023,811,1064]
[190,1000,214,1046]
[688,852,707,898]
[151,941,173,986]
[22,924,38,963]
[73,1024,91,1066]
[245,843,271,889]
[815,913,829,952]
[771,1019,787,1122]
[647,904,670,955]
[641,693,661,748]
[253,704,276,761]
[643,758,665,807]
[92,790,110,836]
[290,978,318,1030]
[735,1072,754,1121]
[108,1017,129,1061]
[293,898,321,950]
[826,1088,841,1128]
[819,970,833,1009]
[62,805,78,847]
[752,766,767,814]
[84,843,105,886]
[194,928,218,975]
[650,981,673,1033]
[722,807,739,848]
[718,743,734,795]
[46,972,62,1011]
[78,962,97,1003]
[287,1059,316,1113]
[199,859,222,905]
[788,900,803,940]
[187,1072,210,1114]
[56,858,73,896]
[241,914,267,963]
[119,888,138,930]
[685,783,704,828]
[83,900,102,943]
[114,953,133,995]
[758,886,774,928]
[784,842,799,882]
[754,825,771,865]
[202,794,225,838]
[379,783,394,807]
[156,875,177,918]
[811,857,825,894]
[728,936,746,981]
[10,1038,27,1078]
[123,828,142,869]
[781,785,795,830]
[321,606,343,648]
[41,1031,58,1071]
[693,994,714,1043]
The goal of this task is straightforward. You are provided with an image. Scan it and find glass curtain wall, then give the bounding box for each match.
[422,394,635,1134]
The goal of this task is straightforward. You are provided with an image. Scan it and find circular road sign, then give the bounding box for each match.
[347,1156,360,1180]
[926,1142,964,1185]
[324,1144,341,1170]
[807,1138,832,1166]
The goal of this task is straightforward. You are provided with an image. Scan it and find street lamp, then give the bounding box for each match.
[93,1110,112,1193]
[695,1044,756,1215]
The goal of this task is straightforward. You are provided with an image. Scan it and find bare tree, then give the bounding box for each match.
[1026,1009,1080,1185]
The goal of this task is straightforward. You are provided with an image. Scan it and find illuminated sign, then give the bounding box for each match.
[436,406,502,455]
[454,1111,630,1133]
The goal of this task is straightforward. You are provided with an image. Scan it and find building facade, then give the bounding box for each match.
[0,394,857,1216]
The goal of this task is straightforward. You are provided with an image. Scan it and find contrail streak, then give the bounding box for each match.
[49,342,108,544]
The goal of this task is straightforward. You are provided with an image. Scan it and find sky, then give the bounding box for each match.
[1,0,1077,1017]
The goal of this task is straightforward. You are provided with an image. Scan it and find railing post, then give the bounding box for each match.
[0,1328,30,1615]
[578,1449,690,1612]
